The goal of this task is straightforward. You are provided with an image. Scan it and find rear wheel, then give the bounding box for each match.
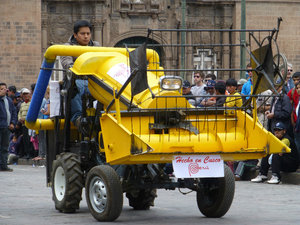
[51,152,83,213]
[196,164,235,218]
[85,165,123,222]
[126,188,157,210]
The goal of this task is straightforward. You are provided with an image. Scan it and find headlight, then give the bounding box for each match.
[160,76,183,90]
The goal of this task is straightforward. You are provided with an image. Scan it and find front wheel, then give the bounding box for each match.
[51,152,83,213]
[85,165,123,222]
[196,164,235,218]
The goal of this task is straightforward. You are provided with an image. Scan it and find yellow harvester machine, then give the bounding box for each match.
[26,19,288,222]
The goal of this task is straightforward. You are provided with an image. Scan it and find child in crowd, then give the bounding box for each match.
[225,78,243,115]
[251,122,299,184]
[8,135,18,165]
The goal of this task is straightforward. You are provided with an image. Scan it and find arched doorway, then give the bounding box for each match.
[114,36,164,66]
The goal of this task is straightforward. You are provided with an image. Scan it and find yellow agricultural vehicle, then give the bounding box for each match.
[26,19,288,222]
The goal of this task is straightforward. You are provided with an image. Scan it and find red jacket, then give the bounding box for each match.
[287,88,299,123]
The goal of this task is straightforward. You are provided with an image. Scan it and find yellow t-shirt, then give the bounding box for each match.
[281,138,290,147]
[225,92,243,115]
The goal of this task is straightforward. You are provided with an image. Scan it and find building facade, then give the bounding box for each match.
[1,0,300,88]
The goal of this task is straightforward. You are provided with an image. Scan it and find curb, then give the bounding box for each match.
[251,170,300,185]
[17,158,46,167]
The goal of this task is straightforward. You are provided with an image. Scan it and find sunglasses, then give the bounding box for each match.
[204,79,211,82]
[194,76,200,78]
[288,69,293,72]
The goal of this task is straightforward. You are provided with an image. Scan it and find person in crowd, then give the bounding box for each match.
[16,88,25,114]
[288,73,300,159]
[295,81,300,134]
[204,73,217,84]
[0,82,17,171]
[241,63,253,100]
[225,78,243,115]
[7,85,17,100]
[256,89,273,129]
[237,78,247,93]
[33,87,50,161]
[283,63,294,94]
[12,94,20,109]
[214,81,227,106]
[190,71,207,106]
[251,122,299,184]
[200,80,216,107]
[18,88,34,159]
[60,20,100,129]
[234,159,258,181]
[182,80,196,106]
[7,134,18,165]
[266,83,292,134]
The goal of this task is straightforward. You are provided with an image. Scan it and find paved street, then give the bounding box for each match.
[1,165,300,225]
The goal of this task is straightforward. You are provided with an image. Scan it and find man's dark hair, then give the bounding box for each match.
[292,72,300,78]
[0,82,7,87]
[205,73,217,80]
[74,20,92,34]
[226,78,237,87]
[8,85,16,93]
[215,81,226,94]
[31,83,36,92]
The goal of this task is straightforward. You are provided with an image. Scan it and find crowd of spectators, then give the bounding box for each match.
[0,83,49,171]
[182,64,300,184]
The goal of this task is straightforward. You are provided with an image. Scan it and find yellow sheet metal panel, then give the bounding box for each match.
[25,119,66,130]
[100,110,289,165]
[71,51,189,110]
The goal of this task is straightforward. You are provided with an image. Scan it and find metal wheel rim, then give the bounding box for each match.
[89,176,107,213]
[273,53,287,87]
[54,166,66,201]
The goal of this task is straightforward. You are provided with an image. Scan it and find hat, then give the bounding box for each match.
[204,80,216,90]
[183,80,191,88]
[237,78,247,85]
[21,88,30,94]
[274,122,286,130]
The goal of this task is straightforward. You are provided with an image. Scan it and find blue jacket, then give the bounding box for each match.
[241,79,252,99]
[0,96,17,128]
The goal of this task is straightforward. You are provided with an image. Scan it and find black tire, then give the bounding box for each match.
[51,152,83,213]
[126,189,157,210]
[85,165,123,222]
[196,164,235,218]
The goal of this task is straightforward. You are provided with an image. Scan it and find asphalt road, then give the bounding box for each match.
[1,165,300,225]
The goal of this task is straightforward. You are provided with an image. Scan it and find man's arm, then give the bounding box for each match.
[60,56,74,70]
[9,99,17,126]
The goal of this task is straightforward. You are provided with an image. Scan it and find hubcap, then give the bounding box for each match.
[89,176,107,213]
[54,166,66,201]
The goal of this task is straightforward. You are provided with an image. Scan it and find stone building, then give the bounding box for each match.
[1,0,300,88]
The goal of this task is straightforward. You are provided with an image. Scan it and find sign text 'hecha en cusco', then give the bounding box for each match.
[172,155,224,178]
